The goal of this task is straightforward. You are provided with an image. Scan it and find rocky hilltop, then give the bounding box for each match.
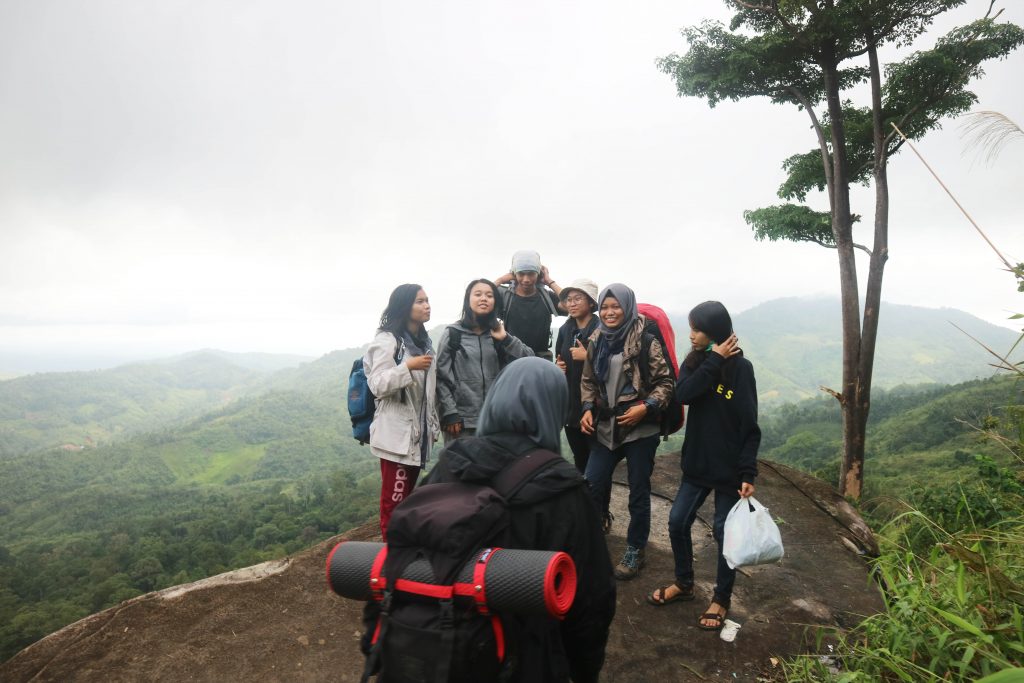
[1,453,883,682]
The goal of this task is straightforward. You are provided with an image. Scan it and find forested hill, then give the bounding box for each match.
[3,299,1016,456]
[0,352,274,458]
[723,298,1020,403]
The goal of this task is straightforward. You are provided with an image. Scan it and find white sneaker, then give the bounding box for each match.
[719,618,741,643]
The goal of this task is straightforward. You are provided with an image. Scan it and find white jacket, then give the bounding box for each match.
[364,331,440,466]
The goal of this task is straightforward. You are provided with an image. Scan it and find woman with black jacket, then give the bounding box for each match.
[417,357,617,682]
[554,278,600,474]
[645,301,761,633]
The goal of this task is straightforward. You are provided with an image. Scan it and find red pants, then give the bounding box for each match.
[379,460,421,540]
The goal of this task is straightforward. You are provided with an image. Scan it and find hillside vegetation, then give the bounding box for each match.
[1,298,1020,668]
[725,298,1019,403]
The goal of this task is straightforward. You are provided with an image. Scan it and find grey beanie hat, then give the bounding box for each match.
[559,278,599,306]
[511,249,542,273]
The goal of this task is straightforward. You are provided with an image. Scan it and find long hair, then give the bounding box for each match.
[683,301,741,383]
[459,278,501,329]
[379,284,424,335]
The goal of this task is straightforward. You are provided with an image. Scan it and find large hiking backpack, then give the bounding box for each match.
[347,335,405,445]
[637,304,685,439]
[360,449,565,683]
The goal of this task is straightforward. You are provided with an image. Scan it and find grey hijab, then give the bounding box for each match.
[476,357,568,455]
[594,282,638,381]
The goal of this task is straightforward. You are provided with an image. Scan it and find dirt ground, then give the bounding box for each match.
[1,453,883,682]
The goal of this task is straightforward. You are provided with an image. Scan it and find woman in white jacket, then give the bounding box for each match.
[364,284,440,538]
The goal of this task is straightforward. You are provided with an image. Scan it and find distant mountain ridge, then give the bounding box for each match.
[704,298,1020,403]
[2,298,1017,455]
[0,352,308,458]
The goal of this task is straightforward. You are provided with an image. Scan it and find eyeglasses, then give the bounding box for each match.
[565,295,587,305]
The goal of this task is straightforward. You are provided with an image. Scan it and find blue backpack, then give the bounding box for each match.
[347,335,405,445]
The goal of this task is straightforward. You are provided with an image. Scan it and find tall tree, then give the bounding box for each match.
[659,1,1023,498]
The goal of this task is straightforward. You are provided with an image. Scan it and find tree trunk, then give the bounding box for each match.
[820,56,864,499]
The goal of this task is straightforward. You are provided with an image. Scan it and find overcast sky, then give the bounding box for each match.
[1,1,1022,372]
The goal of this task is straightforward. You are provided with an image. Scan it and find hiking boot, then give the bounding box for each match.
[613,545,646,580]
[602,512,614,535]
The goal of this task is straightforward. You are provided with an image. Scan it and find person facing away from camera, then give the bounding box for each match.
[435,278,533,444]
[363,284,440,539]
[421,356,617,682]
[645,301,761,633]
[494,249,565,361]
[579,283,674,581]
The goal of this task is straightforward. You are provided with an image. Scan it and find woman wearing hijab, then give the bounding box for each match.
[422,358,617,682]
[579,283,675,580]
[364,284,440,539]
[436,278,533,443]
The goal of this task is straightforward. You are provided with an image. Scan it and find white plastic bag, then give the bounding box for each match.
[722,496,784,569]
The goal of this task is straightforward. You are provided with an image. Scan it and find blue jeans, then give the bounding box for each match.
[668,480,740,609]
[584,435,658,549]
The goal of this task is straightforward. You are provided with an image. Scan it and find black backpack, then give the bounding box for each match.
[361,449,564,683]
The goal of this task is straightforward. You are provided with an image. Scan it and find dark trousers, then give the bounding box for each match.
[565,426,591,474]
[566,426,611,517]
[668,480,740,608]
[584,435,658,549]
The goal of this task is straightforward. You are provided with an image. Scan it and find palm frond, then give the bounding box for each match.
[960,110,1023,164]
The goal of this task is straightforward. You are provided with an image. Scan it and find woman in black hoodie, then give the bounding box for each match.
[421,357,617,682]
[645,301,761,632]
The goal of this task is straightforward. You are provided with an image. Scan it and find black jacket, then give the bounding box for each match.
[675,352,760,491]
[554,316,599,426]
[423,436,616,683]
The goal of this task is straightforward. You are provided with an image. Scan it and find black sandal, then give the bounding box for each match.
[697,609,727,631]
[645,582,694,606]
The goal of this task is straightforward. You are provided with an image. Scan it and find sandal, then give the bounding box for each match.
[698,608,727,631]
[645,582,694,606]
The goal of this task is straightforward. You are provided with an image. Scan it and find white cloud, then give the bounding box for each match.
[0,0,1021,368]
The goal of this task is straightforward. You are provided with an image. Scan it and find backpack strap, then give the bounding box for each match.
[540,288,559,317]
[638,332,654,388]
[446,327,466,381]
[490,449,564,500]
[501,284,515,319]
[393,332,408,404]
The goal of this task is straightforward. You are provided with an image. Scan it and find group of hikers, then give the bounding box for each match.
[356,249,762,682]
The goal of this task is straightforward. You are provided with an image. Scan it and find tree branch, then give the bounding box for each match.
[785,85,834,208]
[807,237,872,256]
[819,385,845,404]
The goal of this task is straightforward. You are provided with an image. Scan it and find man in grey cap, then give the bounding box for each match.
[494,249,565,361]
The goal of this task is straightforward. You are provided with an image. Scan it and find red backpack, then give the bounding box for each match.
[637,303,685,438]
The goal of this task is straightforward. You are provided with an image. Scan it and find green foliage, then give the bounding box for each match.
[0,352,383,663]
[660,3,1024,240]
[761,374,1022,506]
[0,353,267,459]
[728,298,1024,404]
[744,204,836,247]
[781,506,1024,681]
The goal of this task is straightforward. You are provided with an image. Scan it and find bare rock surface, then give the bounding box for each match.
[1,453,883,682]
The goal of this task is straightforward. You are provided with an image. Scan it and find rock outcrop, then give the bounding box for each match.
[1,453,884,682]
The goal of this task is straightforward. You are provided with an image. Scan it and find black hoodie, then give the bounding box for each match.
[675,351,761,491]
[420,359,616,683]
[422,437,615,682]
